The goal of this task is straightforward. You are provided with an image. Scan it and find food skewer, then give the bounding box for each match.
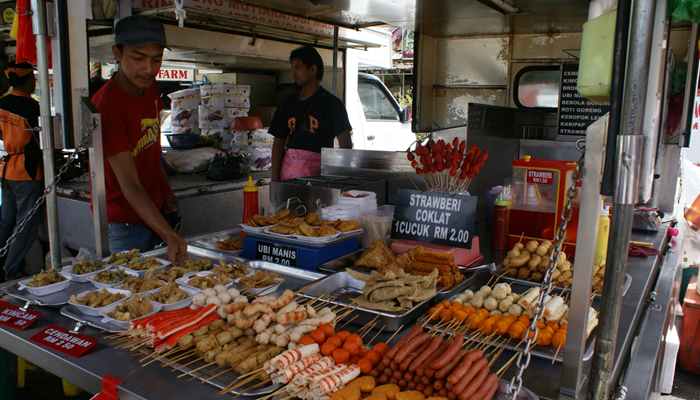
[177,361,216,379]
[496,352,520,377]
[338,313,358,328]
[386,324,405,343]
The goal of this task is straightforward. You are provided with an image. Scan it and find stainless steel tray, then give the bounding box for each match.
[297,271,435,332]
[246,261,325,293]
[60,304,126,333]
[429,321,595,363]
[188,228,243,257]
[318,250,486,298]
[489,263,632,297]
[2,280,96,307]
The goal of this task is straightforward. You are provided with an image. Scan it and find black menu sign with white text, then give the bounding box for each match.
[558,63,610,136]
[391,189,477,248]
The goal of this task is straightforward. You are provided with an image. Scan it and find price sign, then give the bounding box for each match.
[557,63,610,136]
[0,300,41,330]
[30,324,97,357]
[255,241,297,267]
[391,189,477,248]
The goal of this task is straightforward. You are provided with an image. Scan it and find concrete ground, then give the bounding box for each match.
[659,368,700,400]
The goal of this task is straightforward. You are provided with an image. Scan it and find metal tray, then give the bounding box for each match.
[246,261,326,293]
[60,304,127,333]
[489,263,632,297]
[429,321,595,363]
[297,271,435,332]
[318,250,486,296]
[188,228,243,257]
[2,280,96,307]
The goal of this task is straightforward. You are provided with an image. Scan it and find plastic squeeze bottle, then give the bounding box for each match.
[242,176,259,224]
[595,202,610,266]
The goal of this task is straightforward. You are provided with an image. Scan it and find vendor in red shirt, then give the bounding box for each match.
[91,16,186,262]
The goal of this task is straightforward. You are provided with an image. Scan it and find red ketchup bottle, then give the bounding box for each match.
[242,176,259,224]
[493,198,511,263]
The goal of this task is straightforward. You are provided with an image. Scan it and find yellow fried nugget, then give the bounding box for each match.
[396,391,425,400]
[330,385,361,400]
[371,384,399,400]
[347,376,376,393]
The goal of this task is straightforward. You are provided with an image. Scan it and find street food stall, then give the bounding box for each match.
[0,1,692,400]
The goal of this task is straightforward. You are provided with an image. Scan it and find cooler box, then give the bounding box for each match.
[679,280,700,374]
[241,235,361,272]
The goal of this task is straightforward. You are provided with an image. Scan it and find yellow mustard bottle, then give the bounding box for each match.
[595,202,610,266]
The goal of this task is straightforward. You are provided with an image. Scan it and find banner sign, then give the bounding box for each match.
[255,240,297,267]
[391,190,477,248]
[30,324,97,357]
[0,300,41,330]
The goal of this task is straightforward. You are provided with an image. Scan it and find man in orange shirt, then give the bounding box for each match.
[0,62,42,280]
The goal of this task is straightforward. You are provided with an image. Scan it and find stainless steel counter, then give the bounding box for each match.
[0,227,675,400]
[57,172,271,252]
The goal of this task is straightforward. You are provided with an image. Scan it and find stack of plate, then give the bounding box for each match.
[323,190,377,220]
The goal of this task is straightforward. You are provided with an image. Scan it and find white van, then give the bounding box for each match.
[348,72,417,151]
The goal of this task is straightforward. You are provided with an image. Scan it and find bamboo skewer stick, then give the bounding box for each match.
[161,349,197,368]
[224,371,265,392]
[552,343,564,365]
[496,352,520,378]
[368,327,383,345]
[177,361,215,378]
[338,313,358,328]
[386,325,404,344]
[171,354,203,371]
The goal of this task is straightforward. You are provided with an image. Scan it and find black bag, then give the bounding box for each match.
[23,134,42,180]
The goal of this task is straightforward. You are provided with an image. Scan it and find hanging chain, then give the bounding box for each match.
[508,144,585,399]
[0,132,92,262]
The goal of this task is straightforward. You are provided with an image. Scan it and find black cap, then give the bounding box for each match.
[8,62,35,70]
[115,16,166,47]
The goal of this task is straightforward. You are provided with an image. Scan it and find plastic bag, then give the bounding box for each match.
[672,0,700,23]
[163,147,223,173]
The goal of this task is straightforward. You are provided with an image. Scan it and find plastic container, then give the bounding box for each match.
[243,176,259,224]
[659,324,680,394]
[493,199,511,262]
[595,202,610,266]
[679,280,700,374]
[359,205,395,247]
[577,9,616,102]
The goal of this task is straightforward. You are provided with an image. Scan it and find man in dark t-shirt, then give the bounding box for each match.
[0,62,39,128]
[269,46,352,181]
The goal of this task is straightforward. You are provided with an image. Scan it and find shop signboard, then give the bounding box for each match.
[558,63,610,136]
[30,324,97,357]
[134,0,334,37]
[391,189,477,248]
[0,300,41,330]
[157,67,195,82]
[255,240,297,267]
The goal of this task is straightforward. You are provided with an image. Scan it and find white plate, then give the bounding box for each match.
[176,271,233,292]
[67,288,132,316]
[19,277,71,296]
[240,224,267,234]
[88,268,130,289]
[62,262,110,283]
[101,301,163,330]
[148,286,198,311]
[119,257,170,277]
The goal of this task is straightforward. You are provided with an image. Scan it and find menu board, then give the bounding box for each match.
[391,189,477,248]
[30,324,97,357]
[255,241,297,267]
[558,63,610,136]
[0,300,41,330]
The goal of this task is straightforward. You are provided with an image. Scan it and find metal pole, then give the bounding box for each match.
[638,0,669,203]
[332,25,339,96]
[32,0,61,270]
[559,118,607,400]
[54,0,73,148]
[591,0,656,398]
[601,0,632,195]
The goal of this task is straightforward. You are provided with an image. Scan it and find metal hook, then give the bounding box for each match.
[70,321,84,334]
[20,300,32,311]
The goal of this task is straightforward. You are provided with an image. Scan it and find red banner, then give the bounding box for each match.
[30,324,97,357]
[0,300,41,330]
